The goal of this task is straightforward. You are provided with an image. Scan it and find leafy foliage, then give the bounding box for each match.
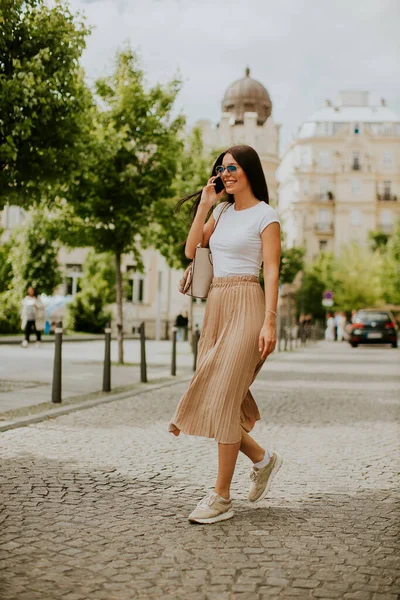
[0,290,21,334]
[0,0,92,208]
[332,244,384,311]
[279,246,304,284]
[9,207,62,296]
[0,230,13,293]
[143,128,211,270]
[66,250,115,333]
[56,48,185,360]
[368,230,390,252]
[381,220,400,305]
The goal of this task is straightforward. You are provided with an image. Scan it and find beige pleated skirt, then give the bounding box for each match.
[168,275,266,444]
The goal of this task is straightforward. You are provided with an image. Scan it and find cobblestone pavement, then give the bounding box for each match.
[1,342,399,600]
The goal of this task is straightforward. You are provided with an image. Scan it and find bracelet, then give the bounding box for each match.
[265,310,277,317]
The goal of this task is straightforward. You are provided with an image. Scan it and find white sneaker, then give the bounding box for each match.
[248,452,283,503]
[188,491,234,524]
[21,340,28,348]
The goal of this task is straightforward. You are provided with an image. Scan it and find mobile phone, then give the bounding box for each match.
[214,175,225,194]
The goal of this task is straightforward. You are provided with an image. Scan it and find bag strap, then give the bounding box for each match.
[195,202,230,251]
[212,201,230,232]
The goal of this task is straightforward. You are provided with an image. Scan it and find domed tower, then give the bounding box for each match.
[196,68,280,206]
[222,67,272,126]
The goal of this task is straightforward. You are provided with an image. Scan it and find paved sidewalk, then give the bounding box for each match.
[0,340,194,415]
[0,342,399,599]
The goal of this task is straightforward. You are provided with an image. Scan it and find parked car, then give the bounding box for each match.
[349,310,398,348]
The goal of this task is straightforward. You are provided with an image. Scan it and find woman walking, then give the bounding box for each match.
[169,145,283,524]
[21,286,46,348]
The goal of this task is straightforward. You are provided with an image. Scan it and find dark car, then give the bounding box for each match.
[349,310,398,348]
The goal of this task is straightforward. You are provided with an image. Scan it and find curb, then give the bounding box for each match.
[0,375,191,433]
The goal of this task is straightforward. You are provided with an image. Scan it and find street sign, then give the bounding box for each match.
[322,298,334,307]
[323,290,334,300]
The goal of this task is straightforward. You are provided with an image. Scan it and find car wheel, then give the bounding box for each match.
[392,341,398,348]
[350,343,358,348]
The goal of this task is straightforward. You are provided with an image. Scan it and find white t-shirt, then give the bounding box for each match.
[209,201,280,277]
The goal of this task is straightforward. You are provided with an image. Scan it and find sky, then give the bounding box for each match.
[68,0,400,151]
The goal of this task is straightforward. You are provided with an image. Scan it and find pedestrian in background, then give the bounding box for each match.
[325,313,335,341]
[334,311,340,341]
[169,145,283,524]
[337,312,347,341]
[21,286,45,348]
[175,312,188,341]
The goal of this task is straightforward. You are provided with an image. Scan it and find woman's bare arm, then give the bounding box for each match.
[259,222,281,359]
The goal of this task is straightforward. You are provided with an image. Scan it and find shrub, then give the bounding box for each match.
[0,291,21,334]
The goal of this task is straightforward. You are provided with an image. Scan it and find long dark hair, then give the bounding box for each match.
[176,144,269,222]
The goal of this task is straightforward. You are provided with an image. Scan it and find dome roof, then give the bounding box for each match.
[222,68,272,125]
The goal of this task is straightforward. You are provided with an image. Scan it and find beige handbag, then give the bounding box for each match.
[179,203,228,299]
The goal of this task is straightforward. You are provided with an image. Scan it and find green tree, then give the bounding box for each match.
[368,230,390,252]
[58,48,184,362]
[279,246,304,284]
[333,243,384,311]
[296,252,336,320]
[0,0,91,208]
[143,127,211,270]
[381,220,400,305]
[0,230,13,293]
[9,207,62,296]
[66,251,115,333]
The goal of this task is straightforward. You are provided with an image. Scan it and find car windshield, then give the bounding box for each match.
[356,312,390,323]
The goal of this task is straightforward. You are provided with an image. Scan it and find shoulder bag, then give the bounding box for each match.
[179,202,229,299]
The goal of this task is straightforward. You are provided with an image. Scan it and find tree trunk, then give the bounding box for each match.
[115,251,124,364]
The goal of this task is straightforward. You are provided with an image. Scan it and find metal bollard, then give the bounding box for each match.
[139,322,148,383]
[51,321,63,403]
[193,326,200,371]
[171,327,177,376]
[102,321,111,392]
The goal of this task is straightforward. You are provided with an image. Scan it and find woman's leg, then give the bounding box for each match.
[25,321,33,342]
[214,441,240,499]
[240,428,266,463]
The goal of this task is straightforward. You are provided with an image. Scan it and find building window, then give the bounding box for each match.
[350,209,361,226]
[318,208,330,227]
[380,209,393,233]
[383,150,393,167]
[352,151,360,170]
[126,265,145,304]
[351,179,361,194]
[383,181,391,200]
[319,240,328,251]
[6,205,26,229]
[300,145,312,167]
[383,123,392,136]
[65,264,82,296]
[319,151,330,167]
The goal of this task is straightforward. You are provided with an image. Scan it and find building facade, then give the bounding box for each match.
[278,91,400,262]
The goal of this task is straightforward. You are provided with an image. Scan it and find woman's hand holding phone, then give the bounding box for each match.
[200,176,225,210]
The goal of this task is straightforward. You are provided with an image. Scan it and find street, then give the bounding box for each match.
[0,341,399,599]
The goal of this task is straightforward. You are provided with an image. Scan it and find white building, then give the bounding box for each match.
[278,91,400,261]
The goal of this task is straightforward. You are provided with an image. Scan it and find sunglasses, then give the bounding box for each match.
[215,165,238,175]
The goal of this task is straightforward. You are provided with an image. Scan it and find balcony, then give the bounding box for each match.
[377,193,397,202]
[352,160,361,171]
[314,222,334,235]
[313,192,335,203]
